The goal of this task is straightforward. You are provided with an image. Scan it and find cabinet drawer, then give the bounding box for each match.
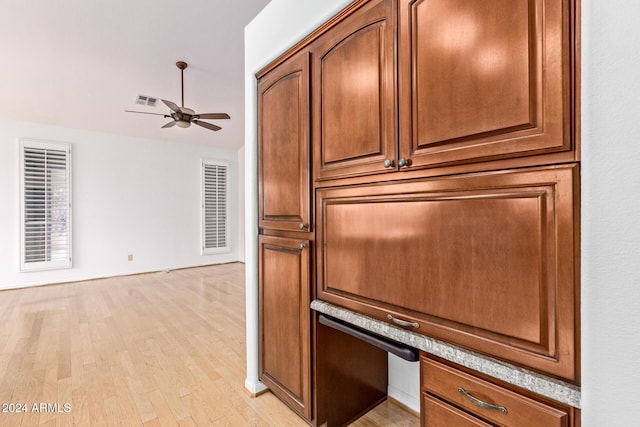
[423,394,492,427]
[316,164,579,380]
[421,357,568,427]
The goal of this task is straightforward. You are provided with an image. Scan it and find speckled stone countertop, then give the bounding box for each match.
[311,299,581,409]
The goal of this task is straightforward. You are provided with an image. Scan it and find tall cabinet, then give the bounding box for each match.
[257,51,313,420]
[257,0,580,425]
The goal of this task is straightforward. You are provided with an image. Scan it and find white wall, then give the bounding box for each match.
[580,1,640,425]
[245,0,640,423]
[237,145,246,263]
[0,118,241,290]
[243,0,420,409]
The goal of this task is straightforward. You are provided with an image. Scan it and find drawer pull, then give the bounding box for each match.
[387,314,419,329]
[298,243,306,251]
[458,387,508,414]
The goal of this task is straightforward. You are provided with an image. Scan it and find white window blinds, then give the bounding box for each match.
[20,139,72,271]
[202,160,229,254]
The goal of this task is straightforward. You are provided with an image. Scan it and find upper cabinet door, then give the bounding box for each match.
[398,0,573,169]
[313,0,397,181]
[258,52,311,232]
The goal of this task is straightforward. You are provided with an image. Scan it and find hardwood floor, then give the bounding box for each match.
[0,263,418,426]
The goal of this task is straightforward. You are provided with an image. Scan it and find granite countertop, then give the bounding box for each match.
[311,299,581,409]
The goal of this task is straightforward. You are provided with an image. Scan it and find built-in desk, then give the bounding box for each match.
[311,300,581,410]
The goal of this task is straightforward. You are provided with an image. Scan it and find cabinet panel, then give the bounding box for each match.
[422,394,493,427]
[258,236,311,419]
[316,165,578,380]
[421,357,570,427]
[258,52,311,231]
[398,0,573,169]
[313,0,397,180]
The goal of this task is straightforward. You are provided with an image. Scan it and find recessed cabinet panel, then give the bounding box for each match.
[322,25,383,164]
[316,165,578,380]
[258,52,311,231]
[399,0,572,168]
[313,0,397,180]
[259,236,311,419]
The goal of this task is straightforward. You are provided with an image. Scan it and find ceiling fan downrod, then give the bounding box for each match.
[176,61,188,108]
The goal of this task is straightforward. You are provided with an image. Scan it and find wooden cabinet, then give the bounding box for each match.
[312,0,397,181]
[312,0,576,181]
[258,51,311,232]
[398,0,574,170]
[258,235,312,420]
[316,165,579,381]
[257,0,580,423]
[421,355,578,426]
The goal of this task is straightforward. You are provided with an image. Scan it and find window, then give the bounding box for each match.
[19,139,72,271]
[202,160,229,254]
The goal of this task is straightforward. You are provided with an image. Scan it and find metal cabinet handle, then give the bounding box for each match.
[458,387,508,414]
[398,158,409,168]
[299,223,308,230]
[298,243,306,251]
[383,158,394,168]
[387,314,419,329]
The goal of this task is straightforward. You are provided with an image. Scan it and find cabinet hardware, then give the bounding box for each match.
[298,243,306,251]
[299,223,308,230]
[458,387,508,414]
[387,314,419,329]
[398,158,409,168]
[383,158,394,168]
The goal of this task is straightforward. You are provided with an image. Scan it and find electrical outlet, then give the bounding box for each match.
[128,254,133,262]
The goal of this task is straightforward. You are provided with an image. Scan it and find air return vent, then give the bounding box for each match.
[135,94,158,107]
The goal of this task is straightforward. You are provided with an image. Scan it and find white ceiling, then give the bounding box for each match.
[0,0,271,149]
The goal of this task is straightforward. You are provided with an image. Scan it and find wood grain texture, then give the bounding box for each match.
[258,51,312,232]
[0,264,414,426]
[421,356,571,427]
[258,236,312,420]
[422,394,493,427]
[398,0,574,169]
[316,165,579,381]
[312,0,397,180]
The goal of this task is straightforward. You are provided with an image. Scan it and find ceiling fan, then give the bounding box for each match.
[126,61,230,131]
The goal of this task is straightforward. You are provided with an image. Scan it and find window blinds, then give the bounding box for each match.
[20,140,72,271]
[202,160,229,254]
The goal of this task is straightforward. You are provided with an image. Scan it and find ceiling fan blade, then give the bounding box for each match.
[162,99,181,113]
[162,121,176,128]
[195,113,230,120]
[193,120,221,132]
[125,110,167,116]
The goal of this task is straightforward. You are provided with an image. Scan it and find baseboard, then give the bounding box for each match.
[387,384,420,415]
[244,378,269,397]
[0,261,244,292]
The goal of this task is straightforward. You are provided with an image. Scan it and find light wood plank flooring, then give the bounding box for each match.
[0,263,418,426]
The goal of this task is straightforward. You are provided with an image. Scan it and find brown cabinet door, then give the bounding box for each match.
[398,0,573,169]
[312,0,397,181]
[316,165,579,380]
[258,51,311,232]
[258,236,311,420]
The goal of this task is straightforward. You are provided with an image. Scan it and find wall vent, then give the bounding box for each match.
[135,94,158,107]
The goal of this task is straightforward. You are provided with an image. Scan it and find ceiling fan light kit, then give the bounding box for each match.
[126,61,230,132]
